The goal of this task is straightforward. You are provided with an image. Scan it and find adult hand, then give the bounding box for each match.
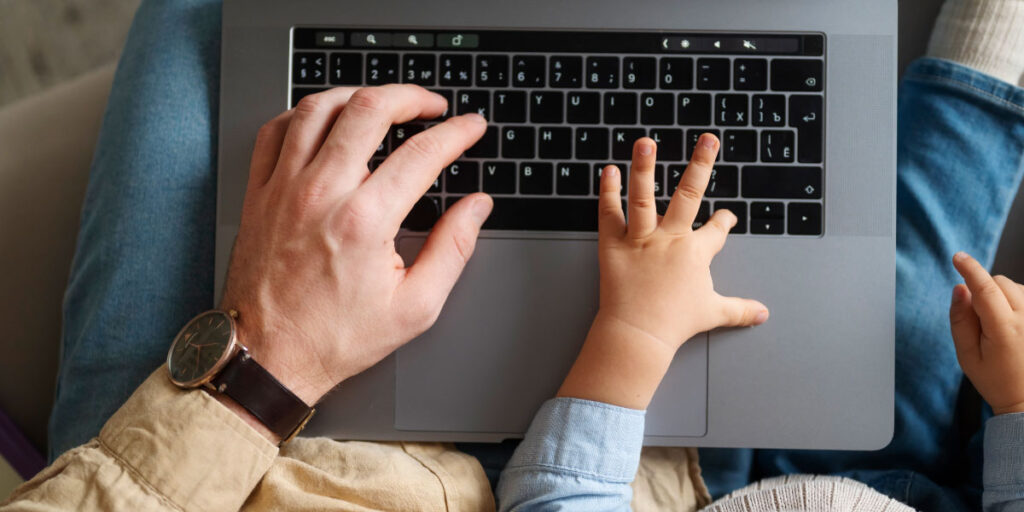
[557,135,769,409]
[950,252,1024,415]
[220,85,492,409]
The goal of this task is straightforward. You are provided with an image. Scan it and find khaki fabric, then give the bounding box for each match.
[2,368,706,511]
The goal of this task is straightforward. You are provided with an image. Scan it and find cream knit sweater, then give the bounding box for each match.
[702,475,916,512]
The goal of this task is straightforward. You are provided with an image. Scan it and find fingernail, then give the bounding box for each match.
[951,286,965,302]
[638,142,653,156]
[953,251,968,263]
[471,196,493,224]
[754,310,769,325]
[700,133,718,150]
[463,113,487,124]
[604,166,618,177]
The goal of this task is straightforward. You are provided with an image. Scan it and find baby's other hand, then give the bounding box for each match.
[950,252,1024,415]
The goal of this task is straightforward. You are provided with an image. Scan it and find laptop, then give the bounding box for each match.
[216,0,896,449]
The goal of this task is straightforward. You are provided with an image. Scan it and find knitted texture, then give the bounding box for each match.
[927,0,1024,86]
[701,475,915,512]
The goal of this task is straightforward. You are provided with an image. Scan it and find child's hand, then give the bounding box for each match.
[950,252,1024,416]
[557,135,769,409]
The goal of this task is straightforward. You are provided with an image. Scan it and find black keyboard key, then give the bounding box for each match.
[771,59,823,92]
[697,58,730,90]
[742,166,822,199]
[476,55,509,86]
[556,163,590,196]
[482,162,516,194]
[751,218,784,235]
[733,59,767,91]
[374,137,389,157]
[586,56,620,88]
[390,124,424,149]
[623,57,656,89]
[445,161,480,193]
[530,92,564,123]
[604,93,637,125]
[466,126,499,158]
[751,201,784,219]
[456,90,490,119]
[659,57,693,90]
[519,162,554,195]
[715,94,749,126]
[493,91,527,123]
[550,56,583,88]
[402,54,436,85]
[513,56,546,87]
[678,94,712,125]
[430,89,454,119]
[640,93,674,125]
[693,201,711,229]
[706,165,739,198]
[752,94,786,127]
[292,88,327,108]
[502,126,536,158]
[723,130,757,162]
[439,54,473,86]
[653,164,666,197]
[403,196,442,231]
[714,201,747,233]
[686,129,721,161]
[761,130,795,163]
[788,202,823,235]
[567,92,601,124]
[294,52,326,84]
[650,128,683,162]
[366,53,399,84]
[576,128,610,160]
[613,128,646,160]
[789,95,823,163]
[484,198,599,231]
[539,127,573,159]
[667,164,684,193]
[329,53,362,85]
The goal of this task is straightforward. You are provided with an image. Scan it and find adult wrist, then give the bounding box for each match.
[232,320,330,407]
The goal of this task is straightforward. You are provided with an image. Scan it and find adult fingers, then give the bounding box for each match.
[695,208,737,257]
[400,194,493,328]
[993,274,1024,310]
[662,133,719,233]
[309,85,448,192]
[627,138,659,239]
[716,295,770,328]
[598,165,626,239]
[949,284,982,368]
[273,87,359,180]
[249,109,293,187]
[360,113,487,230]
[952,251,1013,322]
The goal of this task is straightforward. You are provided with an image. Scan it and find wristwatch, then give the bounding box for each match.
[166,309,315,443]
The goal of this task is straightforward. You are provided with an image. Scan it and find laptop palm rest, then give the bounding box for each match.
[394,236,708,437]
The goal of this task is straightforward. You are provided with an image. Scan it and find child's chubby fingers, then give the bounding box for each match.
[598,165,626,238]
[949,284,982,367]
[662,133,719,233]
[695,208,737,257]
[993,274,1024,310]
[952,251,1013,321]
[716,295,770,328]
[627,138,659,238]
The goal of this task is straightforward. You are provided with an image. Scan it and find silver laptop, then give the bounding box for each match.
[216,0,896,449]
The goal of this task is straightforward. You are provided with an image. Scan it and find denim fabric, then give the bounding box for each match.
[48,0,222,460]
[46,0,1024,508]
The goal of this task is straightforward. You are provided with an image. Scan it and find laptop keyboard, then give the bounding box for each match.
[291,29,825,235]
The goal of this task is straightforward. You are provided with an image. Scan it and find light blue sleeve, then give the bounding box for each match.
[495,397,646,512]
[984,412,1024,512]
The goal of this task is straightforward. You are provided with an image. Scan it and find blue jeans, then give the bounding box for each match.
[49,1,1024,510]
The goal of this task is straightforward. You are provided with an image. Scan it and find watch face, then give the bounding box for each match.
[167,311,235,386]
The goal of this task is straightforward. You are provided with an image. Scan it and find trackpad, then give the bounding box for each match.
[394,236,708,437]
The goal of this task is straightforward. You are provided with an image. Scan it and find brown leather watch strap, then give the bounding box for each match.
[210,349,315,442]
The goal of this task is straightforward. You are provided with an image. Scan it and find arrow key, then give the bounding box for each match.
[787,202,822,236]
[751,218,784,235]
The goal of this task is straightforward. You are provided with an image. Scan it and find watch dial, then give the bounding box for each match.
[168,312,233,384]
